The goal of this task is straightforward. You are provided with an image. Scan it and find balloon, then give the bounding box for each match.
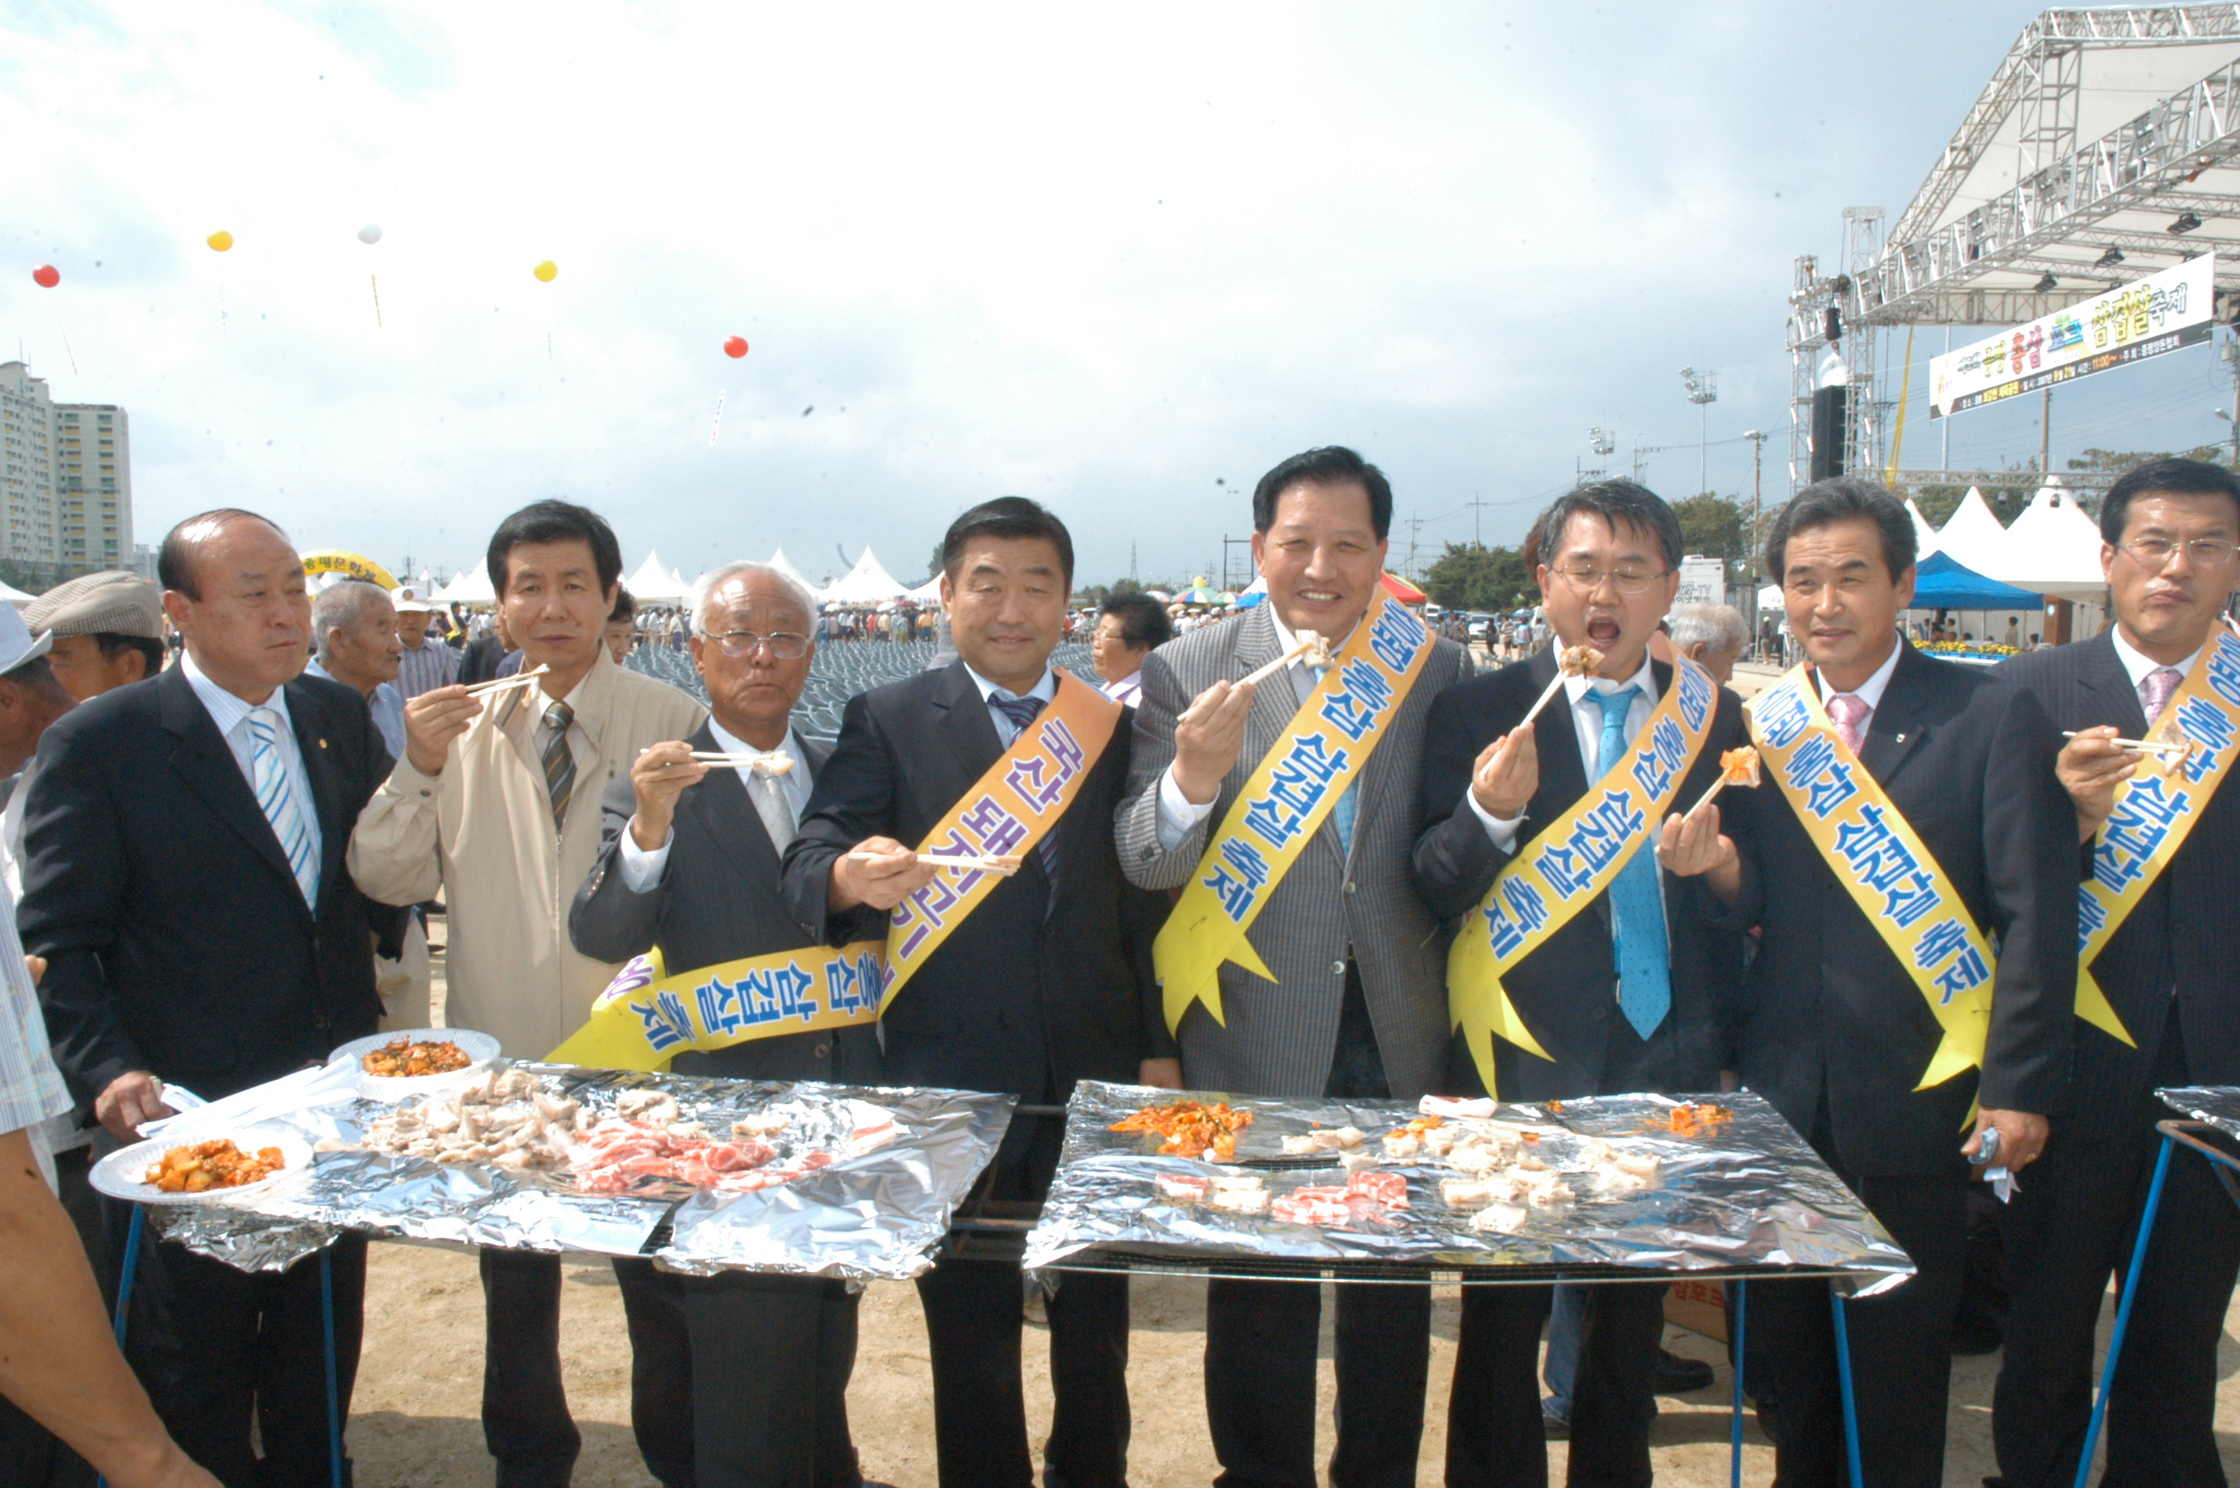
[207,230,234,252]
[357,224,382,245]
[31,265,58,288]
[533,259,558,282]
[723,336,748,358]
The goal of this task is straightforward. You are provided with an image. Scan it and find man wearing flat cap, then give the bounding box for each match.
[23,570,165,707]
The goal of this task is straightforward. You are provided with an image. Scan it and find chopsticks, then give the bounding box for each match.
[847,849,1022,876]
[634,748,795,774]
[2062,731,2190,755]
[1238,630,1331,688]
[464,664,548,697]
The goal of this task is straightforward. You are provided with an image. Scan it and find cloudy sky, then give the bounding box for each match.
[5,2,2233,591]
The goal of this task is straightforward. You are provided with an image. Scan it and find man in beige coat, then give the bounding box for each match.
[349,500,703,1488]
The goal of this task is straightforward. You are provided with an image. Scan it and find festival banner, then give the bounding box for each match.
[2076,628,2240,1045]
[1748,669,1995,1092]
[301,548,400,591]
[547,940,888,1071]
[881,670,1122,998]
[1156,592,1435,1033]
[1930,255,2214,418]
[1448,657,1718,1094]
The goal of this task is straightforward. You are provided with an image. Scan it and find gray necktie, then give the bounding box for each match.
[539,700,575,831]
[751,769,795,852]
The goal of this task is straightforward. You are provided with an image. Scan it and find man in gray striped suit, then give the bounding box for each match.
[1118,446,1471,1488]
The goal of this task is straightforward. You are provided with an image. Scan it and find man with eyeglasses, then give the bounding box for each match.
[1414,478,1750,1487]
[1711,476,2073,1488]
[570,562,876,1488]
[1990,457,2240,1488]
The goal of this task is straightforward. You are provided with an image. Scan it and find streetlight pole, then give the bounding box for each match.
[1681,368,1718,496]
[1744,430,1768,653]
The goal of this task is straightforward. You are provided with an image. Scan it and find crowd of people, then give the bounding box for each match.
[0,445,2233,1488]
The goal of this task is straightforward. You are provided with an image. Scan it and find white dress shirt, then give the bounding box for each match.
[618,721,813,892]
[962,662,1058,743]
[2109,626,2201,701]
[1153,610,1364,851]
[180,649,322,873]
[1805,634,1905,720]
[1470,648,1658,853]
[1102,671,1144,708]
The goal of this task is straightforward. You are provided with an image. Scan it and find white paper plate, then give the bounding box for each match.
[326,1028,502,1099]
[91,1129,315,1206]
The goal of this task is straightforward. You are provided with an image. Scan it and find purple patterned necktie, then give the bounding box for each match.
[989,693,1060,897]
[2139,667,2183,726]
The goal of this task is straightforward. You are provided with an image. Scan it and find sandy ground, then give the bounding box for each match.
[353,778,2240,1488]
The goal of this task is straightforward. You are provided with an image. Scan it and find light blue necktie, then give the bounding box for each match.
[1589,687,1669,1040]
[1312,664,1359,851]
[248,707,320,911]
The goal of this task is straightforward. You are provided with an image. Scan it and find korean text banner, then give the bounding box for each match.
[1929,254,2214,418]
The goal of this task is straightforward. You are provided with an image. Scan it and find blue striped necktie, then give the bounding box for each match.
[1589,687,1669,1039]
[989,693,1060,896]
[248,707,320,910]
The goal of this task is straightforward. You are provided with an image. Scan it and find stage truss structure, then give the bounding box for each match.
[1791,6,2240,495]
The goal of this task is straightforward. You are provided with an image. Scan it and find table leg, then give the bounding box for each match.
[1828,1285,1865,1488]
[1730,1279,1746,1488]
[96,1206,148,1488]
[2071,1131,2175,1488]
[321,1247,342,1488]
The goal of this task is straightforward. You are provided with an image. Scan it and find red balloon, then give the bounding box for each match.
[31,265,59,288]
[723,336,748,359]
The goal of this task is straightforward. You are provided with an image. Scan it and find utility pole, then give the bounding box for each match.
[1466,492,1490,548]
[1580,427,1615,485]
[1405,512,1424,578]
[1744,430,1768,642]
[1130,542,1137,584]
[1681,368,1718,496]
[1220,535,1254,592]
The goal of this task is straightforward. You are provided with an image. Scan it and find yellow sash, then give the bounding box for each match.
[1748,666,1993,1091]
[1155,591,1436,1033]
[1447,657,1718,1094]
[881,669,1122,999]
[547,941,888,1071]
[2077,629,2240,1046]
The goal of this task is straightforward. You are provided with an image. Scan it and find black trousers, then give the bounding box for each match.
[1750,1170,1967,1488]
[1201,963,1431,1488]
[98,1197,366,1488]
[1993,1026,2240,1488]
[1445,1281,1666,1488]
[612,1258,863,1488]
[480,1248,579,1488]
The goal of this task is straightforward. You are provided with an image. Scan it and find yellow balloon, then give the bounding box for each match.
[207,230,234,252]
[533,259,558,283]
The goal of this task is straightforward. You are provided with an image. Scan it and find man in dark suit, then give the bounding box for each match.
[21,508,401,1487]
[1991,457,2240,1488]
[781,498,1168,1488]
[569,559,869,1488]
[1717,477,2075,1488]
[1413,479,1749,1488]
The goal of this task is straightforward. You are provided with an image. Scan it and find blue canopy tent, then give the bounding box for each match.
[1906,551,2042,609]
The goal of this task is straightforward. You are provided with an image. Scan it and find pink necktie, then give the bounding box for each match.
[1826,692,1871,756]
[2139,667,2182,726]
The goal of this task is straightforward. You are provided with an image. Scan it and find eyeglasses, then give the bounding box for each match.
[704,630,809,659]
[1548,564,1670,596]
[2114,536,2239,569]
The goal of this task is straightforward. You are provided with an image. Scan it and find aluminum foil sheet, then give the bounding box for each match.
[1022,1083,1913,1296]
[2157,1086,2240,1138]
[150,1062,1013,1281]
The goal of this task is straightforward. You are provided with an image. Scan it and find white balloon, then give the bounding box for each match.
[357,223,382,244]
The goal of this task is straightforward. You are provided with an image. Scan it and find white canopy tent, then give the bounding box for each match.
[1993,480,2108,600]
[820,547,911,605]
[624,549,691,605]
[907,573,944,602]
[765,548,823,601]
[436,561,496,606]
[1927,488,2010,576]
[1905,498,1941,560]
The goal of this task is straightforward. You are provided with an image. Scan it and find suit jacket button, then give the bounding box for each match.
[814,1042,830,1059]
[1331,960,1346,976]
[1140,845,1154,861]
[1344,881,1357,895]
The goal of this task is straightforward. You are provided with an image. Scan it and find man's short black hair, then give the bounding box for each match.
[1099,592,1173,651]
[1765,475,1916,583]
[2099,457,2240,543]
[940,497,1075,585]
[93,632,164,676]
[486,500,623,599]
[157,509,291,601]
[1251,447,1393,539]
[1531,478,1683,573]
[609,586,636,624]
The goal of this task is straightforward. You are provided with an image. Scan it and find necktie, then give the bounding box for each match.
[539,700,576,832]
[989,693,1061,894]
[751,769,796,853]
[2139,666,2183,726]
[247,707,320,910]
[1590,686,1669,1040]
[1826,692,1871,756]
[1311,664,1360,851]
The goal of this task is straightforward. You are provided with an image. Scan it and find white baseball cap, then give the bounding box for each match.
[0,604,55,674]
